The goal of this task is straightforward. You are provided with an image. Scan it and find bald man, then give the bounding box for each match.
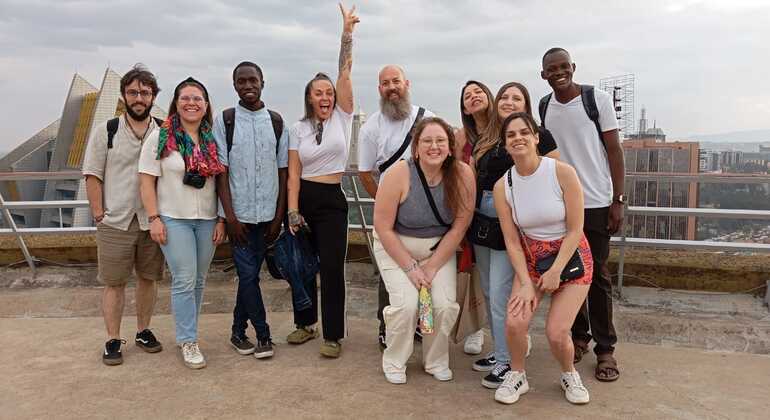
[357,65,434,349]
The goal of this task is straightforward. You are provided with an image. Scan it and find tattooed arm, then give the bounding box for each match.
[336,3,358,114]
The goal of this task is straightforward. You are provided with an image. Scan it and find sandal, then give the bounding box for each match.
[573,339,589,364]
[595,353,620,382]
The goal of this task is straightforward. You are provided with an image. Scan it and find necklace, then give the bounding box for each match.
[125,114,151,141]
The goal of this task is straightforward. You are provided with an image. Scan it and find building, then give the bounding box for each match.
[346,108,366,170]
[626,107,666,142]
[623,136,699,241]
[698,149,720,173]
[1,68,165,228]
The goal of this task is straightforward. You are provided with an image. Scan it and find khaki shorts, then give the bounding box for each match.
[96,217,165,286]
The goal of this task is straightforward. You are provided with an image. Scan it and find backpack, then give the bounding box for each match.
[106,116,164,149]
[538,84,604,149]
[222,107,284,155]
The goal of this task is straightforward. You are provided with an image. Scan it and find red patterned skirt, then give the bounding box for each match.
[521,234,593,293]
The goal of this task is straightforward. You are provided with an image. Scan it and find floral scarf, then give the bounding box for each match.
[156,114,224,177]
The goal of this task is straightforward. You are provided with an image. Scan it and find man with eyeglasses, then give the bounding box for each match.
[213,61,289,359]
[83,63,165,365]
[357,64,434,350]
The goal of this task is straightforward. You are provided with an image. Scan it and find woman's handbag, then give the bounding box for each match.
[466,210,506,250]
[507,168,584,282]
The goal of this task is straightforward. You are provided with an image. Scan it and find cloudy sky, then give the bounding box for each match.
[1,0,769,151]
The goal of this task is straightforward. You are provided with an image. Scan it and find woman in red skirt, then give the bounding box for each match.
[491,112,593,405]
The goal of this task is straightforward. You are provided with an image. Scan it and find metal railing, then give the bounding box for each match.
[2,171,770,293]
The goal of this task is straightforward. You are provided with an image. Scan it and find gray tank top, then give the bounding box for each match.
[395,159,454,238]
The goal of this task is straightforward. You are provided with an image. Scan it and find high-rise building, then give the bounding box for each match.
[623,135,699,240]
[346,108,366,170]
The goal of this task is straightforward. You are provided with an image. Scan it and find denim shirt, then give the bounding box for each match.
[213,104,289,224]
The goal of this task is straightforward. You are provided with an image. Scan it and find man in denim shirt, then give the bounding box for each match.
[214,61,288,359]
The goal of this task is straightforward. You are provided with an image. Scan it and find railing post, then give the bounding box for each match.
[0,191,37,275]
[617,203,628,298]
[348,172,379,275]
[58,208,63,229]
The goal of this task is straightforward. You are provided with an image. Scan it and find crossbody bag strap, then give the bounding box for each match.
[415,160,450,227]
[507,168,535,261]
[378,107,425,174]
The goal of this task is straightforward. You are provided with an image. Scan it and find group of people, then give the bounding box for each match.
[83,3,626,407]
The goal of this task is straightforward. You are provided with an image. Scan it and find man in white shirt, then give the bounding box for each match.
[357,65,433,349]
[540,48,625,382]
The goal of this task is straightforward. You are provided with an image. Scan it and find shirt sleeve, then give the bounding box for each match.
[277,125,289,168]
[356,118,377,171]
[138,131,162,177]
[81,122,108,181]
[212,113,228,167]
[597,90,619,132]
[537,127,558,156]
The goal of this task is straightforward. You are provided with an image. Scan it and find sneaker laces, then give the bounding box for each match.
[182,342,201,358]
[498,370,525,393]
[491,362,510,377]
[563,371,587,392]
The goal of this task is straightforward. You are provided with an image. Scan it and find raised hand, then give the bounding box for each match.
[339,2,360,33]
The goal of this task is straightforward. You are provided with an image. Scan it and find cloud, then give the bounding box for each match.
[1,0,769,151]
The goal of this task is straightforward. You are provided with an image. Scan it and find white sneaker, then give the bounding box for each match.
[384,371,407,384]
[463,330,484,355]
[181,342,206,369]
[526,334,532,358]
[495,370,529,404]
[429,368,453,382]
[560,371,590,404]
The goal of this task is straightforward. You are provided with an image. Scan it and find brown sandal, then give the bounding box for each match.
[573,339,589,364]
[595,353,620,382]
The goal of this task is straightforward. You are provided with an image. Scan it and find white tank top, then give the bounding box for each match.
[504,157,567,241]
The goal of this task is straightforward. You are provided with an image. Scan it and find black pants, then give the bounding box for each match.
[298,179,348,341]
[571,206,617,355]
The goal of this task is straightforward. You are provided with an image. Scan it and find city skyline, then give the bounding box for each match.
[2,0,770,151]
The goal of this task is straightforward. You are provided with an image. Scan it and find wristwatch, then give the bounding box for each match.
[613,194,627,204]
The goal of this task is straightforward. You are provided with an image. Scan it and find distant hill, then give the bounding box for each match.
[689,129,770,143]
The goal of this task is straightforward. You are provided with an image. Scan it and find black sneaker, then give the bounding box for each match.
[472,352,496,372]
[482,363,511,389]
[254,338,274,359]
[135,329,163,353]
[230,335,255,355]
[414,327,423,343]
[103,339,125,366]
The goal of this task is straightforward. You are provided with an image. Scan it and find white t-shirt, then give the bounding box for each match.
[137,130,218,220]
[357,105,435,179]
[289,105,353,178]
[504,157,567,241]
[543,88,618,208]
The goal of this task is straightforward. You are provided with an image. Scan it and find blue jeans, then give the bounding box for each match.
[160,216,217,344]
[472,190,514,364]
[231,222,271,340]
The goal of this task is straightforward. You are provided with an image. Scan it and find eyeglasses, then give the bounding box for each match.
[418,138,449,148]
[315,121,324,145]
[125,89,154,99]
[179,95,205,104]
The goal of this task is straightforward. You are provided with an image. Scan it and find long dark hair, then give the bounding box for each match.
[168,77,213,126]
[410,117,470,218]
[459,80,497,161]
[302,72,336,121]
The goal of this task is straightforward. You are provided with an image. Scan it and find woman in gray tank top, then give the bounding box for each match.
[372,117,475,385]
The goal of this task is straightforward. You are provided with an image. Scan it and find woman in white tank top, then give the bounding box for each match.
[491,112,594,406]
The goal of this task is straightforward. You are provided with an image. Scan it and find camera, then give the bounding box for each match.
[182,171,206,189]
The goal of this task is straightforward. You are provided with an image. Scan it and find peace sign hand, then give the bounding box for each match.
[339,2,360,33]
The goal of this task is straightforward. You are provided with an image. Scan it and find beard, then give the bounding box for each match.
[379,89,412,121]
[124,100,153,121]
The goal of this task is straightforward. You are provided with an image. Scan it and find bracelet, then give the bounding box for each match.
[148,215,160,223]
[216,217,226,224]
[402,259,419,274]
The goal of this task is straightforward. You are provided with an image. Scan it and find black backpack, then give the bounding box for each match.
[106,116,164,149]
[222,107,284,155]
[538,84,604,149]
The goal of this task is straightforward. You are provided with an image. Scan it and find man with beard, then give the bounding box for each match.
[213,61,288,359]
[83,64,165,365]
[357,65,434,349]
